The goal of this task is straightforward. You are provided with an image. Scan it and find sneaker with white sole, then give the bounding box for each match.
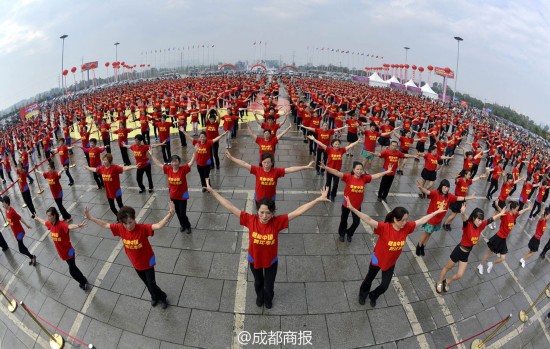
[519,259,525,268]
[477,264,484,275]
[487,261,494,273]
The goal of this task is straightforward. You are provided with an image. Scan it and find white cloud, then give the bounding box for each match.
[0,20,45,55]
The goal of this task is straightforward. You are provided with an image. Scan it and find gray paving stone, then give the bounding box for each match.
[184,309,233,348]
[278,234,305,255]
[209,252,240,280]
[303,234,339,255]
[306,282,349,314]
[108,294,152,333]
[178,276,223,311]
[173,250,214,277]
[368,305,413,344]
[410,300,437,333]
[84,288,119,323]
[171,228,208,250]
[281,314,330,349]
[143,306,191,344]
[326,311,375,348]
[264,283,308,315]
[118,330,161,349]
[395,334,436,349]
[151,246,181,273]
[57,307,91,343]
[83,318,123,349]
[202,230,238,253]
[322,255,362,281]
[286,256,325,282]
[40,269,71,300]
[197,212,229,231]
[110,266,146,298]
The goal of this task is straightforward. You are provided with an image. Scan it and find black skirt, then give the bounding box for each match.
[487,234,508,255]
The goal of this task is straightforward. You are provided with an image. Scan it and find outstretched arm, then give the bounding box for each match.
[276,125,292,140]
[151,201,175,230]
[82,164,97,173]
[319,161,344,178]
[416,179,431,195]
[370,165,393,180]
[285,161,315,174]
[84,207,111,229]
[415,208,447,226]
[344,196,378,229]
[147,149,164,168]
[288,187,330,221]
[206,179,241,217]
[307,135,327,150]
[225,150,252,171]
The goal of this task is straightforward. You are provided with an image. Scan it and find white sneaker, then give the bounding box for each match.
[477,264,484,275]
[520,259,525,268]
[490,223,495,230]
[487,261,494,273]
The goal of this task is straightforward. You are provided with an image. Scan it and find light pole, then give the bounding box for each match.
[114,42,120,81]
[60,34,68,89]
[403,47,410,63]
[452,36,463,104]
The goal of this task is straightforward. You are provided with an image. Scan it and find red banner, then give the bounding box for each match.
[460,100,469,107]
[82,61,99,71]
[434,66,455,79]
[19,102,39,121]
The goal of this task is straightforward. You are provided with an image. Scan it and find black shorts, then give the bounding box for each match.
[495,199,506,210]
[416,142,425,153]
[450,245,471,263]
[528,237,540,252]
[347,133,358,143]
[487,234,508,255]
[449,201,464,213]
[421,168,437,182]
[378,137,390,146]
[399,148,409,154]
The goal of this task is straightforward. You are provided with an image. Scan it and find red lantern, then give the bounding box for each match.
[121,61,125,65]
[105,62,110,67]
[404,64,409,69]
[62,69,68,76]
[418,67,424,72]
[91,63,97,69]
[412,65,417,70]
[444,67,451,73]
[147,64,150,67]
[81,64,87,70]
[427,65,433,71]
[70,67,76,73]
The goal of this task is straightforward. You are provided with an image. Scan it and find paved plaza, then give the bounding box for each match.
[0,121,548,348]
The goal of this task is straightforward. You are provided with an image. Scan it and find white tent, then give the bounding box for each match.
[385,75,401,84]
[404,79,417,88]
[368,72,389,88]
[421,83,438,99]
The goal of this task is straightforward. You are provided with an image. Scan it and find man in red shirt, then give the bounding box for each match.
[155,114,174,164]
[99,118,112,154]
[1,196,36,265]
[81,138,108,189]
[125,135,154,193]
[248,124,292,165]
[85,202,175,308]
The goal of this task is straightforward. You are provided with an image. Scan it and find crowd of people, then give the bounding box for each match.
[0,73,548,314]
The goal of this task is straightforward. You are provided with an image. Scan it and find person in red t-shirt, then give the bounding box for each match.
[207,180,329,309]
[477,201,532,274]
[204,111,222,169]
[248,125,291,165]
[52,138,75,185]
[529,180,550,220]
[344,197,446,307]
[520,206,550,267]
[34,207,88,290]
[437,205,505,293]
[491,173,525,215]
[124,134,155,193]
[221,108,240,147]
[81,138,108,189]
[139,113,151,145]
[322,161,392,242]
[16,162,36,217]
[226,151,314,202]
[310,137,361,201]
[36,162,72,221]
[418,146,454,196]
[99,118,112,153]
[416,179,473,256]
[155,114,174,164]
[85,202,175,308]
[83,153,137,216]
[443,169,487,231]
[1,196,36,265]
[149,146,196,233]
[518,180,540,211]
[486,159,505,200]
[303,122,346,174]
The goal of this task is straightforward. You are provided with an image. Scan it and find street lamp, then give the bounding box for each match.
[60,34,68,89]
[403,47,410,63]
[452,36,463,104]
[114,42,120,81]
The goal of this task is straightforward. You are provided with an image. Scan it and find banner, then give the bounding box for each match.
[407,86,422,95]
[460,100,469,107]
[390,82,406,91]
[434,66,455,79]
[19,102,39,121]
[82,61,99,71]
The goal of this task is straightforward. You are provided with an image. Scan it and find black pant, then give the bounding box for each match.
[530,201,542,218]
[378,175,395,199]
[0,169,4,181]
[93,172,104,189]
[135,267,167,301]
[508,183,517,197]
[338,206,361,237]
[5,170,13,182]
[541,239,550,255]
[471,163,480,178]
[142,131,150,145]
[197,165,211,188]
[66,258,87,286]
[54,198,71,220]
[200,113,207,127]
[178,131,187,147]
[250,262,278,304]
[64,166,74,184]
[161,141,172,163]
[137,165,154,191]
[120,146,131,165]
[17,239,33,259]
[210,142,220,169]
[172,199,190,229]
[487,178,499,198]
[0,232,7,250]
[103,139,111,154]
[315,149,328,173]
[325,173,340,199]
[108,196,124,216]
[359,263,395,301]
[21,190,36,215]
[308,131,317,155]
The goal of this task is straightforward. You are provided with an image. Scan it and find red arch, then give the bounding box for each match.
[279,65,298,72]
[219,63,236,70]
[249,64,267,71]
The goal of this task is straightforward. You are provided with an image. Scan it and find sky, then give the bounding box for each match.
[1,0,549,125]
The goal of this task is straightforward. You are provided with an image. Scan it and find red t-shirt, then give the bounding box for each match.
[342,173,372,208]
[240,212,289,269]
[57,145,70,166]
[156,121,173,142]
[399,136,414,152]
[496,212,519,239]
[96,165,123,199]
[163,164,191,200]
[255,137,279,159]
[46,220,74,260]
[427,190,457,225]
[491,165,503,180]
[250,166,285,201]
[423,153,439,172]
[326,147,346,170]
[498,182,513,202]
[16,169,29,192]
[42,171,63,199]
[315,129,334,147]
[345,119,359,134]
[519,182,533,203]
[110,223,156,271]
[6,207,25,240]
[100,123,111,140]
[380,149,404,175]
[373,221,417,271]
[534,218,547,240]
[536,185,547,203]
[192,139,213,166]
[460,220,489,247]
[83,147,106,168]
[130,144,150,169]
[363,130,381,152]
[205,121,220,140]
[139,115,150,132]
[455,177,472,197]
